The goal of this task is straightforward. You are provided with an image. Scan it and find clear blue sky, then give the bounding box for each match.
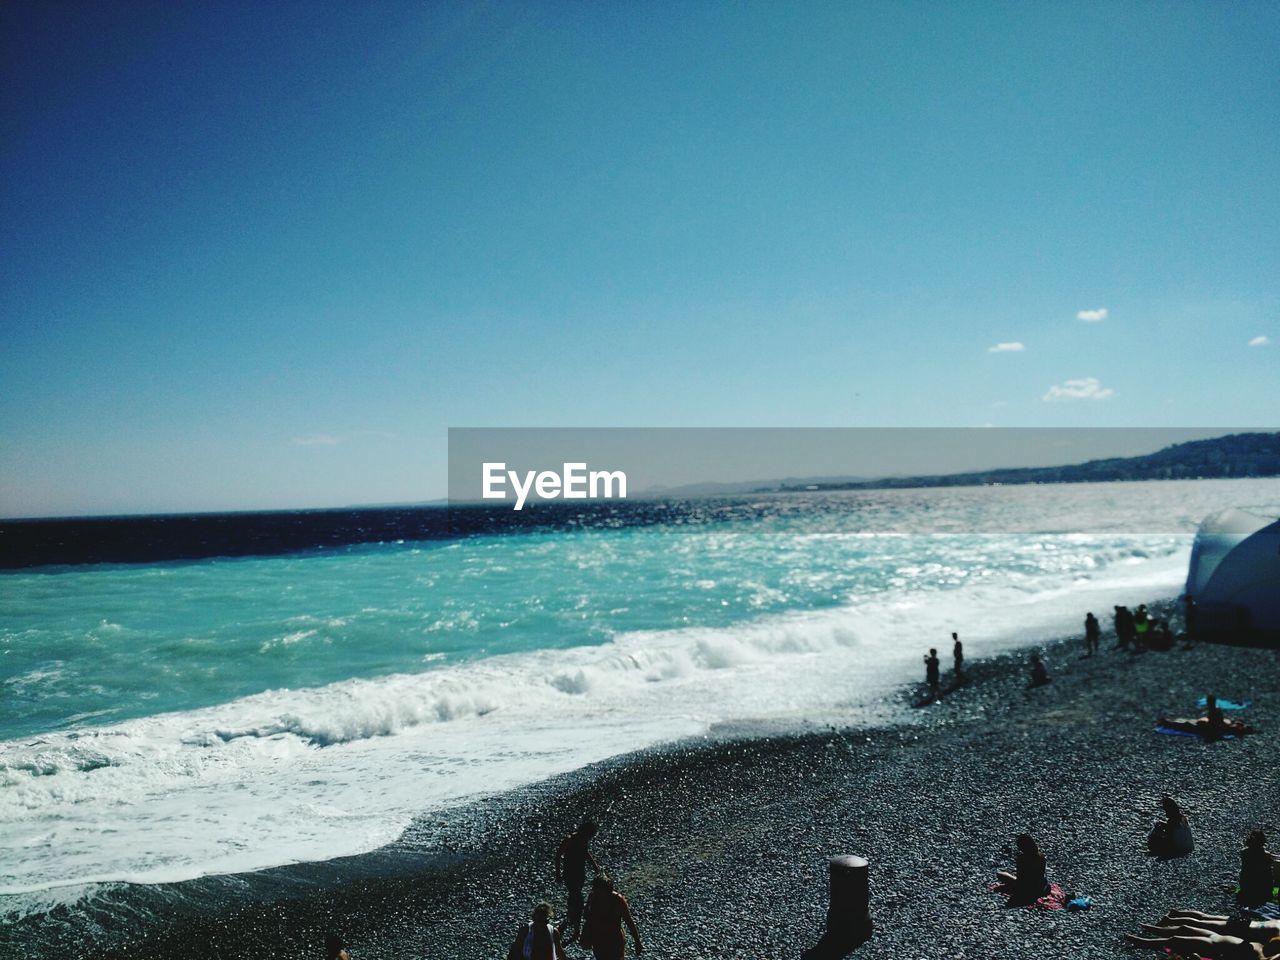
[2,1,1277,517]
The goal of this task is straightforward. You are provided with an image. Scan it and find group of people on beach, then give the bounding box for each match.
[994,810,1280,958]
[1109,603,1175,652]
[923,631,1051,696]
[922,633,963,698]
[1125,826,1280,959]
[322,598,1268,960]
[504,819,643,960]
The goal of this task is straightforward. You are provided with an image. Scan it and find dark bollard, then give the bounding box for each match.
[801,854,872,959]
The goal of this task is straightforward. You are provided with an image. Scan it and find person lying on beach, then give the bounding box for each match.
[580,873,643,959]
[1028,653,1049,687]
[1148,794,1194,858]
[996,833,1050,902]
[1154,910,1280,942]
[1159,695,1256,740]
[1241,830,1280,906]
[509,902,568,960]
[1123,923,1279,959]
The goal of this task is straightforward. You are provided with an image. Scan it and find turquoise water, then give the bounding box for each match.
[0,495,1197,740]
[2,479,1279,900]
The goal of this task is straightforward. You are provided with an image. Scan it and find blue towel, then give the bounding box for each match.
[1155,724,1236,740]
[1067,897,1092,910]
[1197,697,1250,710]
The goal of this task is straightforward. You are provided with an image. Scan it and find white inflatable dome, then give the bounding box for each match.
[1185,509,1280,642]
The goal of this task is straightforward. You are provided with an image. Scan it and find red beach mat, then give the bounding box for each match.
[989,880,1070,910]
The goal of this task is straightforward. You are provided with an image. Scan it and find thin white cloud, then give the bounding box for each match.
[1076,308,1108,322]
[1043,377,1114,401]
[991,400,1008,408]
[292,434,340,446]
[1249,335,1270,347]
[988,341,1025,353]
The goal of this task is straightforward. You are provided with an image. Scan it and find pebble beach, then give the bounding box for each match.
[7,600,1278,960]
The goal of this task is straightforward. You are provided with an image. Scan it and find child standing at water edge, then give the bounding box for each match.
[924,648,940,697]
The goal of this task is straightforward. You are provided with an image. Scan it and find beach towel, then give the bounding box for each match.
[1197,697,1250,710]
[1246,901,1280,920]
[1155,724,1235,740]
[989,880,1070,910]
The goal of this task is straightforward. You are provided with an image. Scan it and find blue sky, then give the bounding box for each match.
[2,1,1277,517]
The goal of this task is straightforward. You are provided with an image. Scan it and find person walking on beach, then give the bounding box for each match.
[1084,612,1100,656]
[580,873,643,959]
[952,633,963,676]
[555,820,600,939]
[924,648,941,697]
[509,902,567,960]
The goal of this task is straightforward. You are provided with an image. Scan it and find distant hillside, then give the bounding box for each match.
[777,432,1280,492]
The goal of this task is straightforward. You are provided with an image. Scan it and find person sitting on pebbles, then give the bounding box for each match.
[1160,695,1255,740]
[996,833,1050,902]
[1028,653,1050,687]
[1240,830,1280,906]
[1147,794,1194,858]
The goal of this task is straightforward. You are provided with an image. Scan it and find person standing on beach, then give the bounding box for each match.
[555,820,600,939]
[580,873,643,959]
[924,648,941,697]
[952,633,963,676]
[1084,612,1100,656]
[325,934,351,960]
[1114,606,1135,649]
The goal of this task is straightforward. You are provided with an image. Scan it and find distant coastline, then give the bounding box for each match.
[771,431,1280,493]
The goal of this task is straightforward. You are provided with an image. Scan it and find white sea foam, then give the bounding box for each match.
[0,542,1191,898]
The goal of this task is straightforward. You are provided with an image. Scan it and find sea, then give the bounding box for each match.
[3,478,1279,929]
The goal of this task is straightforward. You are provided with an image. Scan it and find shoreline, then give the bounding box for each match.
[5,599,1279,959]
